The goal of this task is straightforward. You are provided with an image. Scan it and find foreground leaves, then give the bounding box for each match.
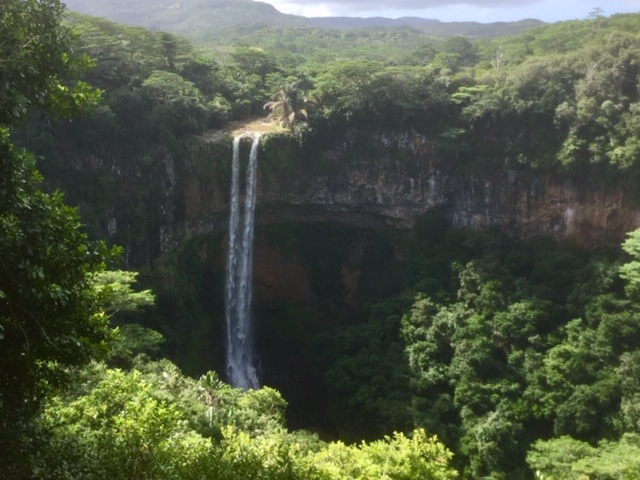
[33,361,457,479]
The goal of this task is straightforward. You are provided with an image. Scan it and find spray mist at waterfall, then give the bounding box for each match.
[225,134,261,390]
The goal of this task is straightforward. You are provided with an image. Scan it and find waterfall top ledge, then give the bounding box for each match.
[197,117,288,144]
[231,117,278,136]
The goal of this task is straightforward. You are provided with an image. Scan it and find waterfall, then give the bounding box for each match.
[225,133,261,390]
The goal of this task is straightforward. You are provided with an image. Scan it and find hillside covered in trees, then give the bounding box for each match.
[4,0,640,478]
[29,6,640,183]
[61,0,543,45]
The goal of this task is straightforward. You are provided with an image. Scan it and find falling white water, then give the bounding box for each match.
[225,134,261,390]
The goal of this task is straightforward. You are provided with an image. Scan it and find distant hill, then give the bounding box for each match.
[306,16,442,30]
[62,0,544,43]
[63,0,305,35]
[307,16,543,38]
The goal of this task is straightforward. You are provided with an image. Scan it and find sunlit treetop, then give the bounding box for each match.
[0,0,101,126]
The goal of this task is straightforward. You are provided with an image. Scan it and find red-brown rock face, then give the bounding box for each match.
[161,132,640,254]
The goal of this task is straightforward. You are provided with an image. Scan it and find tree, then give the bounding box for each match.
[620,228,640,298]
[312,429,457,480]
[92,270,155,317]
[34,368,217,479]
[230,46,277,79]
[0,0,99,124]
[312,60,384,123]
[0,131,115,474]
[264,81,313,131]
[588,7,605,19]
[440,36,479,69]
[0,0,112,474]
[142,70,229,134]
[90,270,160,367]
[528,434,640,479]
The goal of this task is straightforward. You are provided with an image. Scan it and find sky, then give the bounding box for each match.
[260,0,640,23]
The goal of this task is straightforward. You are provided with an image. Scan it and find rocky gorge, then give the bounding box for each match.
[77,129,640,269]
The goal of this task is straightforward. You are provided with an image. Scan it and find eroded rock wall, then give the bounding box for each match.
[160,131,640,256]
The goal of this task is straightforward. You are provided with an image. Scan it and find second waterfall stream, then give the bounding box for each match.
[225,133,261,390]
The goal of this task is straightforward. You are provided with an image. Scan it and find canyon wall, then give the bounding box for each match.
[151,131,640,261]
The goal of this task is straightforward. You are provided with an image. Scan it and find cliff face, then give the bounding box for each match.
[65,130,639,266]
[156,131,640,260]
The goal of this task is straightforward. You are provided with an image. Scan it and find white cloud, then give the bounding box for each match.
[266,0,542,13]
[261,0,545,18]
[260,0,640,22]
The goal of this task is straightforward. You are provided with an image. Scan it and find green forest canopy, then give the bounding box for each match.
[44,9,640,183]
[5,1,640,478]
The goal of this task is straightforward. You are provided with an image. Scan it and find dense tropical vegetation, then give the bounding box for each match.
[4,0,640,477]
[23,7,640,183]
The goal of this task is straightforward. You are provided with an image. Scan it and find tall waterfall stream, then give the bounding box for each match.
[225,134,261,389]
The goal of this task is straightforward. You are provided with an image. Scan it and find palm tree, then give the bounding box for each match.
[263,82,313,131]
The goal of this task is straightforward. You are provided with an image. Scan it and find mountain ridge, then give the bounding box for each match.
[62,0,544,42]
